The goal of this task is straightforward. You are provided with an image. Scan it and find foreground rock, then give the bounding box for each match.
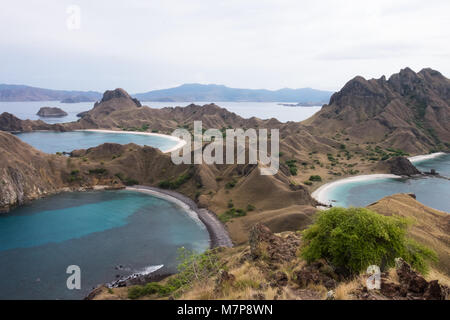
[249,223,300,265]
[36,107,68,117]
[357,258,449,300]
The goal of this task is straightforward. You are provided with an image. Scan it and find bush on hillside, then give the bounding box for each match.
[301,207,437,275]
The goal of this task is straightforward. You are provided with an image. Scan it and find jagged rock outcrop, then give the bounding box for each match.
[249,223,300,264]
[358,258,449,300]
[36,107,68,117]
[293,260,338,290]
[380,156,421,176]
[0,132,67,211]
[304,68,450,154]
[101,88,141,107]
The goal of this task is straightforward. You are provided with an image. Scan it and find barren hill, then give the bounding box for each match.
[303,68,450,154]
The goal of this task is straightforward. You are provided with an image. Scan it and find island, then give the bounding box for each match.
[36,107,68,117]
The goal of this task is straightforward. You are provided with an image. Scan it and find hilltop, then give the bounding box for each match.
[303,68,450,154]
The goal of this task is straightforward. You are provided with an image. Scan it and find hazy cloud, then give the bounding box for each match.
[0,0,449,92]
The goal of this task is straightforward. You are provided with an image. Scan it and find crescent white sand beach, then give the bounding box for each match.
[126,185,233,248]
[77,129,186,153]
[408,152,447,163]
[126,186,205,228]
[311,174,402,206]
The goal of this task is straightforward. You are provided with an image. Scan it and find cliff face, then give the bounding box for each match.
[377,156,421,176]
[304,68,450,154]
[0,132,68,211]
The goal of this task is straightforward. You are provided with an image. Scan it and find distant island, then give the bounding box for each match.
[0,83,333,104]
[36,107,68,117]
[278,102,323,107]
[0,84,102,103]
[134,83,333,103]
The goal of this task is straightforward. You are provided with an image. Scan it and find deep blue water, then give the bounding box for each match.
[14,131,178,154]
[0,190,209,300]
[326,154,450,212]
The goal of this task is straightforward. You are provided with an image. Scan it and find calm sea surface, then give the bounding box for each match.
[0,190,209,299]
[0,100,322,124]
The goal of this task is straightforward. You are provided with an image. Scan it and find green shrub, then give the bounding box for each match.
[159,172,192,189]
[88,168,107,175]
[225,178,237,189]
[286,159,298,176]
[128,248,220,299]
[309,175,322,182]
[304,181,313,186]
[123,178,139,186]
[219,208,247,223]
[246,204,256,211]
[128,282,167,299]
[301,207,437,275]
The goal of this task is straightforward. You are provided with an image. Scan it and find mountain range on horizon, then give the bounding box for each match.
[0,83,333,104]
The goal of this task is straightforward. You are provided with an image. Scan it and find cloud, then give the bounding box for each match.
[0,0,449,92]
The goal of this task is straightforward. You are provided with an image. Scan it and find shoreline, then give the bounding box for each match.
[311,174,402,206]
[311,152,449,207]
[76,129,186,153]
[126,185,233,249]
[408,152,446,163]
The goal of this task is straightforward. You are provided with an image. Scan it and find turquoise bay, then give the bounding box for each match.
[0,190,209,300]
[325,154,450,212]
[14,130,179,154]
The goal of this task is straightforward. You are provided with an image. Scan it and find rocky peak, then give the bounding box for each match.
[100,88,141,107]
[328,75,389,109]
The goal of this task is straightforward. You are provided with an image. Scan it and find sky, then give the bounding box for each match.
[1,0,449,93]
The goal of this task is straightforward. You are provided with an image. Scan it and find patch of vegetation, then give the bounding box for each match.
[128,248,220,299]
[286,159,298,176]
[122,124,150,132]
[246,204,256,212]
[68,169,81,182]
[301,207,437,275]
[88,168,108,175]
[158,172,193,189]
[309,175,322,182]
[219,208,247,223]
[123,178,139,186]
[304,181,313,186]
[225,178,238,189]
